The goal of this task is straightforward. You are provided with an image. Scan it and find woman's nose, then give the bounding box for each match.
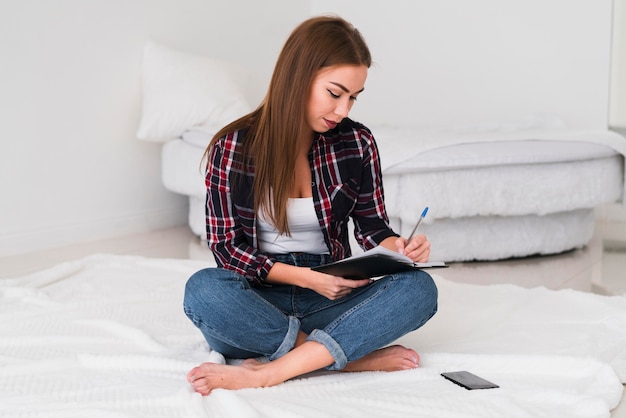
[334,100,351,118]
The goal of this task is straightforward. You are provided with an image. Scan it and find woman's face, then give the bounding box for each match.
[306,64,368,133]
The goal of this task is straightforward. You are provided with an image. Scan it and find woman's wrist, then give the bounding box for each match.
[266,262,312,288]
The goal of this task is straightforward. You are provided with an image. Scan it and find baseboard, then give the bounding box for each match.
[0,205,188,257]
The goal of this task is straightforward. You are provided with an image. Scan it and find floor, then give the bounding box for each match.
[1,216,625,416]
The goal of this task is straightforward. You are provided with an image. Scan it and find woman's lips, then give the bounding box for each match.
[324,118,337,130]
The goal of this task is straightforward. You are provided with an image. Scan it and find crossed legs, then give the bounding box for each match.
[184,268,436,395]
[187,333,420,395]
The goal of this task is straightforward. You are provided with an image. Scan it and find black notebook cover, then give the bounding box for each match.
[312,248,447,280]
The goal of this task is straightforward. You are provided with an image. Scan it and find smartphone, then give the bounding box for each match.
[441,371,499,390]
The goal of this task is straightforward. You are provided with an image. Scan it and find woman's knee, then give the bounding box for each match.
[184,269,207,297]
[184,269,211,306]
[183,270,208,320]
[417,272,438,304]
[399,271,438,321]
[183,268,245,317]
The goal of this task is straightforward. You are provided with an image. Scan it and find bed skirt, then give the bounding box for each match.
[392,208,595,262]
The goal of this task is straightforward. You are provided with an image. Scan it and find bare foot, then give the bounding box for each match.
[342,345,420,372]
[187,359,272,395]
[187,341,336,396]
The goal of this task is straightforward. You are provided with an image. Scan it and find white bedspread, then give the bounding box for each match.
[373,122,626,172]
[373,122,626,204]
[0,254,623,417]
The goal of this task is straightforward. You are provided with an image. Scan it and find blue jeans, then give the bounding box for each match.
[183,252,438,370]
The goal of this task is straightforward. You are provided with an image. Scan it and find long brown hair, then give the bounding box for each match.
[204,15,371,234]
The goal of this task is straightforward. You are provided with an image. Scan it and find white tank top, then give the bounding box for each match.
[257,197,329,254]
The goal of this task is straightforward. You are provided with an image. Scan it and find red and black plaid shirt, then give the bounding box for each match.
[205,118,397,286]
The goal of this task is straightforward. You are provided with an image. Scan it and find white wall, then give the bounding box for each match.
[0,0,618,257]
[0,0,308,256]
[311,0,614,129]
[611,0,626,129]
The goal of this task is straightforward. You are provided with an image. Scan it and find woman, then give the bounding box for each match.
[183,15,438,395]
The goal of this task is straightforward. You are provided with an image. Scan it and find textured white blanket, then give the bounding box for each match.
[0,254,623,417]
[373,120,626,206]
[373,118,626,172]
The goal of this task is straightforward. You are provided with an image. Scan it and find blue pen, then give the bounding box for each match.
[407,207,429,241]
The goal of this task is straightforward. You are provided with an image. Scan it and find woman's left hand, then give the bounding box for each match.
[396,234,430,263]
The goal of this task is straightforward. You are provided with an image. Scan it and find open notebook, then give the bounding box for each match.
[312,246,447,280]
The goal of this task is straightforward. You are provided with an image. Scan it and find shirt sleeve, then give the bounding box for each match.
[205,135,274,286]
[351,130,399,249]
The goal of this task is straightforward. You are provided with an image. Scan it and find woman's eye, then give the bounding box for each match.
[327,89,340,99]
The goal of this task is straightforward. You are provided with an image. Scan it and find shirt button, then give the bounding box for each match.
[311,182,315,187]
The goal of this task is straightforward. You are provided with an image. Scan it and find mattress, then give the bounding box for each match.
[383,140,623,222]
[380,137,624,261]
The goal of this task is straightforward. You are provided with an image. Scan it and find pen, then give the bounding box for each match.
[407,206,429,242]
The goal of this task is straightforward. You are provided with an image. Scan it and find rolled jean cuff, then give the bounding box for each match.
[269,316,301,361]
[307,329,348,371]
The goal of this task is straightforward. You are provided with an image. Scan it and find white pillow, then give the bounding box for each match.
[136,41,252,142]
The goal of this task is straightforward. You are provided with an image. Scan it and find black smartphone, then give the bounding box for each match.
[441,371,499,390]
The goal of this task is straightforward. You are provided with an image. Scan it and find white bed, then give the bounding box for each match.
[0,254,624,417]
[375,124,626,261]
[138,41,626,262]
[162,122,625,262]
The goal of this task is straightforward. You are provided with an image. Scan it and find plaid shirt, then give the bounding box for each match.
[205,118,398,286]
